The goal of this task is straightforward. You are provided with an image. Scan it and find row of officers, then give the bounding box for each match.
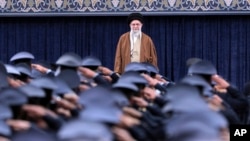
[0,51,249,141]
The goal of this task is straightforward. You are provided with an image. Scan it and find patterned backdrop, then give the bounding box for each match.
[0,0,250,15]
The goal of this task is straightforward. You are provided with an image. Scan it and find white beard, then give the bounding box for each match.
[131,29,141,37]
[132,29,140,34]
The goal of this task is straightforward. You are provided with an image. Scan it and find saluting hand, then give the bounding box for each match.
[31,64,49,74]
[142,87,157,100]
[212,74,230,93]
[112,126,136,141]
[22,104,57,118]
[7,119,31,131]
[131,96,148,108]
[98,66,113,75]
[141,73,159,86]
[119,114,140,128]
[78,67,97,78]
[123,107,142,118]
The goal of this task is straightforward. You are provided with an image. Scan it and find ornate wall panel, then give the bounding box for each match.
[0,0,250,16]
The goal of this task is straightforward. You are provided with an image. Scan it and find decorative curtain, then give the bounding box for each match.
[0,16,250,90]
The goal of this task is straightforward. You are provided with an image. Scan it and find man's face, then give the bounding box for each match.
[130,20,143,34]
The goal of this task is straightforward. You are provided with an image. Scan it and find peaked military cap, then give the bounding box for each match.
[162,96,209,114]
[10,51,34,62]
[188,60,217,75]
[0,120,11,137]
[81,56,102,67]
[5,64,20,76]
[142,62,159,75]
[11,126,58,141]
[111,89,130,108]
[162,84,209,113]
[79,86,109,105]
[58,119,113,141]
[112,80,139,92]
[79,86,128,107]
[119,71,148,85]
[124,62,148,73]
[164,83,202,100]
[57,69,80,89]
[15,63,33,78]
[56,52,82,67]
[80,104,122,124]
[79,86,126,124]
[192,110,228,129]
[0,105,12,120]
[29,76,58,90]
[180,75,213,97]
[166,113,221,141]
[0,88,27,106]
[53,77,74,95]
[186,57,202,68]
[18,84,45,98]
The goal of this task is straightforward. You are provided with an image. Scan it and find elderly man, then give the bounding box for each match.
[114,12,158,74]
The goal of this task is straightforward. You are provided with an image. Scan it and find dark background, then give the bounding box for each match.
[0,15,250,90]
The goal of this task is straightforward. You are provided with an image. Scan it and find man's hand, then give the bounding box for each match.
[7,77,24,88]
[7,119,31,131]
[131,96,148,108]
[56,108,71,118]
[78,67,97,79]
[98,66,113,75]
[155,74,168,83]
[123,107,142,118]
[79,83,91,91]
[112,126,136,141]
[141,73,158,86]
[119,114,140,128]
[142,87,157,100]
[31,64,50,74]
[63,93,79,105]
[22,104,57,118]
[207,95,224,111]
[22,104,47,118]
[55,98,76,110]
[212,74,230,89]
[212,75,229,93]
[0,136,10,141]
[102,75,112,82]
